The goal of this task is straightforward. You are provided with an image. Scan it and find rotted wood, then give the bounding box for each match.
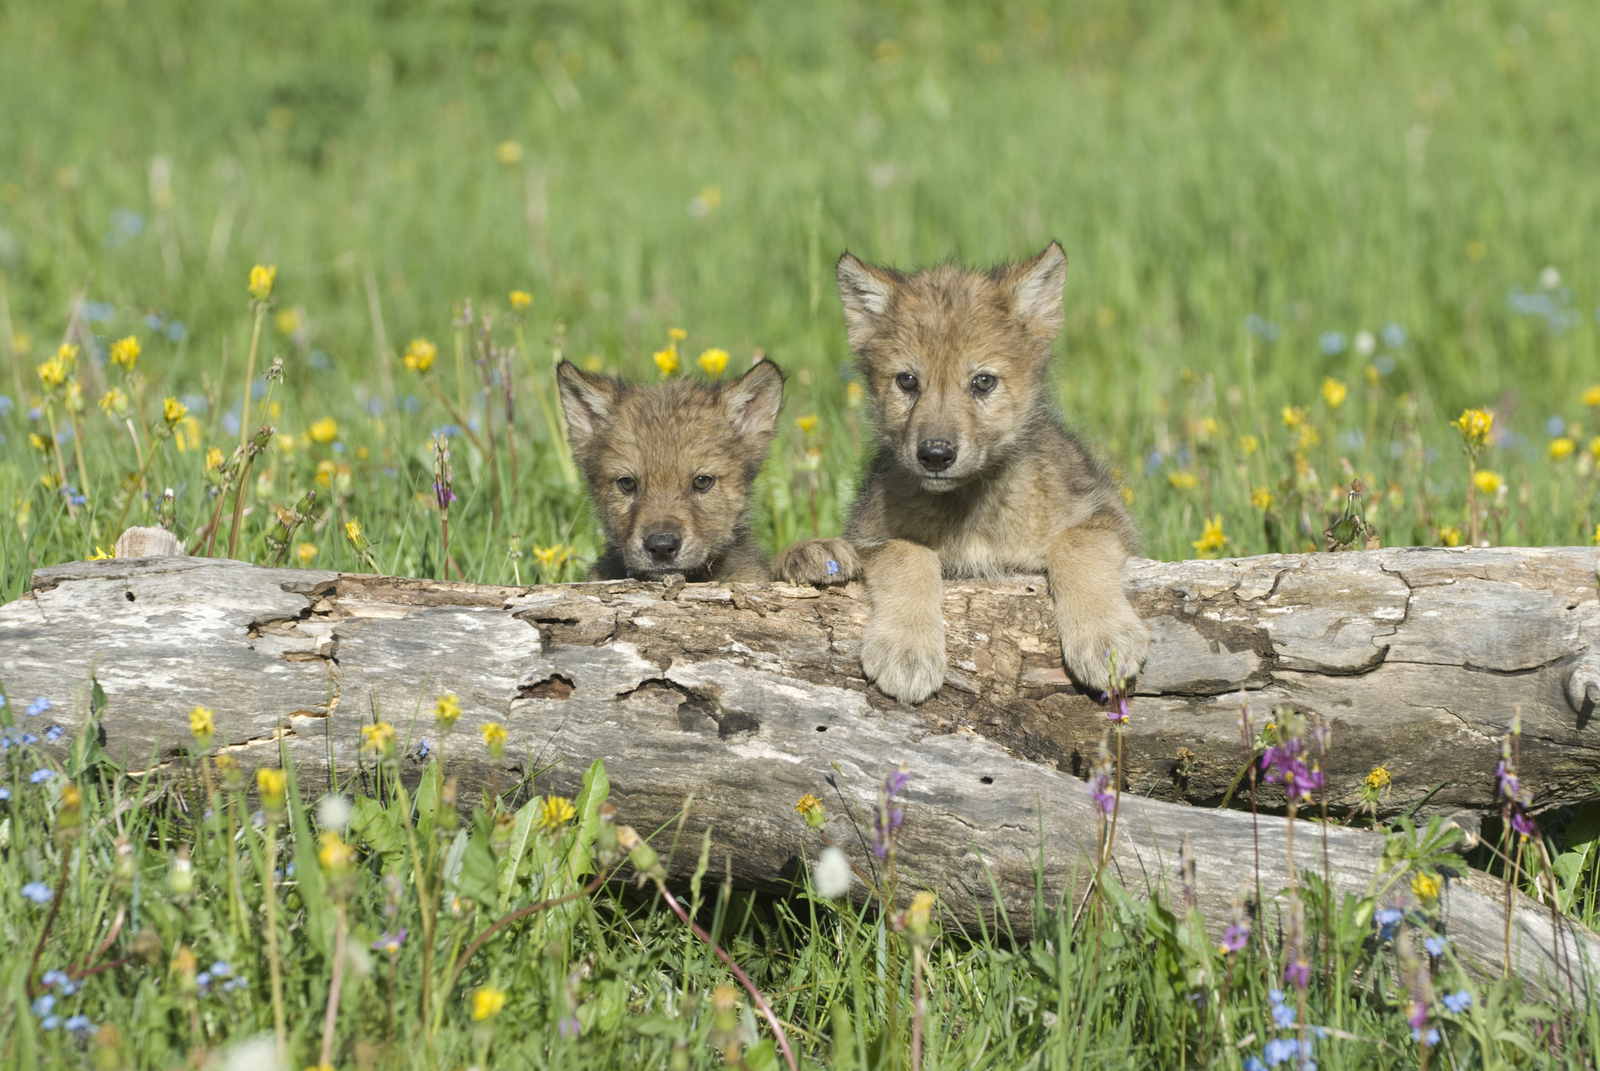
[2,545,1598,992]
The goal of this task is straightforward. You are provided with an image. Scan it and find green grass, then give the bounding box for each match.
[4,0,1600,1065]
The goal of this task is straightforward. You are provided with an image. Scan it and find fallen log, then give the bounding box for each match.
[2,546,1597,993]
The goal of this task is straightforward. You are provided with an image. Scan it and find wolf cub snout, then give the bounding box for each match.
[557,359,784,583]
[775,242,1150,702]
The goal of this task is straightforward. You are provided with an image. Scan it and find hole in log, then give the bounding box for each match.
[980,775,994,785]
[125,591,136,602]
[521,674,575,700]
[816,725,827,732]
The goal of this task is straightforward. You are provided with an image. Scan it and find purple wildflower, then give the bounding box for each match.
[1221,923,1249,953]
[884,767,911,800]
[558,1015,582,1038]
[373,929,408,954]
[434,480,457,510]
[1511,811,1538,838]
[1087,745,1116,815]
[1407,1000,1428,1031]
[1495,758,1520,802]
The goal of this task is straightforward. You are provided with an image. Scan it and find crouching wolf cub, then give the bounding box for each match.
[557,358,784,583]
[774,243,1148,702]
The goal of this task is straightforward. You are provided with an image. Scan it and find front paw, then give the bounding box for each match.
[860,618,946,704]
[773,538,862,585]
[1059,601,1151,693]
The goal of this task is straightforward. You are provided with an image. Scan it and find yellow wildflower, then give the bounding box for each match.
[845,381,865,408]
[88,546,114,561]
[256,767,287,806]
[905,889,937,937]
[1199,416,1221,439]
[297,542,318,563]
[163,397,187,424]
[175,416,201,452]
[1364,765,1392,790]
[1411,870,1442,904]
[1251,486,1274,509]
[496,140,523,165]
[536,795,577,831]
[316,459,336,488]
[1583,385,1600,408]
[435,692,462,730]
[796,414,819,435]
[1438,526,1462,547]
[1466,238,1487,263]
[309,417,339,444]
[189,706,215,741]
[697,347,729,378]
[110,336,140,370]
[1320,377,1347,409]
[668,327,687,343]
[653,347,679,377]
[29,432,49,453]
[1364,364,1381,387]
[1473,470,1504,496]
[481,720,507,759]
[1281,405,1307,430]
[404,338,437,373]
[1550,437,1575,461]
[98,387,128,415]
[1451,408,1493,450]
[344,519,365,548]
[1121,485,1134,506]
[795,793,826,829]
[509,290,532,312]
[1191,514,1227,558]
[248,264,276,301]
[360,721,396,757]
[471,986,507,1021]
[531,544,571,569]
[274,308,299,336]
[278,433,297,455]
[205,447,224,471]
[1168,470,1198,490]
[1593,523,1600,547]
[317,831,356,876]
[36,352,69,390]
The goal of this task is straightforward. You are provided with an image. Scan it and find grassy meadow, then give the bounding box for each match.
[4,0,1600,1066]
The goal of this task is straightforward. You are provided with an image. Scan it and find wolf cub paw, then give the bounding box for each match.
[773,538,862,586]
[1060,601,1151,693]
[860,620,946,705]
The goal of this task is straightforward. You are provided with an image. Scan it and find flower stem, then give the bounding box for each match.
[240,307,264,452]
[262,822,288,1062]
[319,904,348,1069]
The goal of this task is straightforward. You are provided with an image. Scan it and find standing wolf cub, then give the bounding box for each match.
[774,243,1148,702]
[558,358,784,583]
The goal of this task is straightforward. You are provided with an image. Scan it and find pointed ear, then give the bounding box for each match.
[1005,241,1069,338]
[836,252,900,352]
[555,361,619,454]
[721,357,785,447]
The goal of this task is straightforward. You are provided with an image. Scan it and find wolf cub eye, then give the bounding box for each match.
[692,474,715,493]
[895,372,919,393]
[616,476,637,494]
[971,373,997,394]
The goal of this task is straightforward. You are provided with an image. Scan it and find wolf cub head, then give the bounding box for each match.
[557,359,784,578]
[836,243,1069,493]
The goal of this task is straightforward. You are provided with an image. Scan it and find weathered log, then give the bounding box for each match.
[2,548,1597,993]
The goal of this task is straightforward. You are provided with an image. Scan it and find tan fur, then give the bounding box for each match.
[774,243,1148,701]
[558,359,784,583]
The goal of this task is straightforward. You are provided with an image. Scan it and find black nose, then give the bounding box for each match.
[642,532,682,563]
[917,440,957,472]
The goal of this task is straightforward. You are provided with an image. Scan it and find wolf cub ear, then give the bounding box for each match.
[1004,241,1069,339]
[555,361,620,454]
[721,358,785,446]
[836,253,901,352]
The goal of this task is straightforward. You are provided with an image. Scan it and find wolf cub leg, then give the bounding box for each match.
[859,539,946,704]
[772,538,863,585]
[1046,526,1150,692]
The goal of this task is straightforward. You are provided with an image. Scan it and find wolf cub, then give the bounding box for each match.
[557,359,784,583]
[774,243,1148,702]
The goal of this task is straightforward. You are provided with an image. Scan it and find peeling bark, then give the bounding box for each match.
[2,547,1598,992]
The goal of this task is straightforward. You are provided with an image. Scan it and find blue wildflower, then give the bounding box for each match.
[211,961,232,977]
[1547,415,1567,438]
[65,1014,93,1035]
[41,1015,61,1031]
[1373,354,1395,376]
[25,696,51,717]
[62,485,87,507]
[1424,935,1447,957]
[1412,1026,1440,1046]
[1244,1059,1267,1071]
[44,725,64,742]
[197,971,212,990]
[22,881,53,904]
[20,733,38,745]
[82,301,115,324]
[417,738,432,759]
[31,994,55,1017]
[0,694,7,707]
[166,321,187,342]
[30,768,55,783]
[1244,314,1281,341]
[1319,331,1347,356]
[0,396,12,419]
[0,787,10,800]
[1382,322,1407,348]
[1263,1037,1312,1068]
[41,970,69,988]
[1442,989,1472,1014]
[1375,906,1403,942]
[145,313,164,331]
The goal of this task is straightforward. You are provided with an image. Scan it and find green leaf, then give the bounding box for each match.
[440,828,469,900]
[497,800,540,911]
[567,758,610,882]
[349,795,405,863]
[413,759,440,841]
[282,750,333,955]
[743,1040,780,1071]
[456,810,500,906]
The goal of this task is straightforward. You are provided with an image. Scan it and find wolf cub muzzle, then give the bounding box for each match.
[558,359,784,584]
[774,242,1150,702]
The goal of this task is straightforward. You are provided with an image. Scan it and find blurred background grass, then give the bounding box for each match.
[1,0,1597,597]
